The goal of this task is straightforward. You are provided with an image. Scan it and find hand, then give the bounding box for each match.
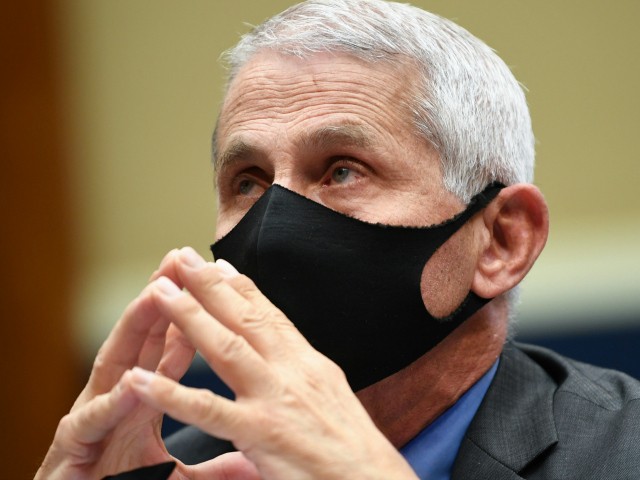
[35,251,197,480]
[128,247,418,480]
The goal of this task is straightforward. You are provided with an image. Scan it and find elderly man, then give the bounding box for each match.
[37,1,640,479]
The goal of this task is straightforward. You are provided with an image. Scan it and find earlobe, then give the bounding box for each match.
[472,184,549,298]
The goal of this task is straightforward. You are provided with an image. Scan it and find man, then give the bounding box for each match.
[37,1,640,479]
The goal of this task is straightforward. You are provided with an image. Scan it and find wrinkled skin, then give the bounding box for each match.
[36,248,417,479]
[36,51,547,479]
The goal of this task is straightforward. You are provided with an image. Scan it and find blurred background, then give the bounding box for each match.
[2,0,638,477]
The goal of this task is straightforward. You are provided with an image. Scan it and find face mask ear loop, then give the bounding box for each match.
[442,183,505,230]
[419,183,505,323]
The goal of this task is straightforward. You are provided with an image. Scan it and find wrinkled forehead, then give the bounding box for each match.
[213,50,421,166]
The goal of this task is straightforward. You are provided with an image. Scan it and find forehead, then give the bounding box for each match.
[214,51,419,164]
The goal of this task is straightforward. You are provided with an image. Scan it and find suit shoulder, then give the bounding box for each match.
[517,342,640,411]
[473,343,640,478]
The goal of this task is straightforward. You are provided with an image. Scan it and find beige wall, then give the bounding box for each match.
[54,1,640,360]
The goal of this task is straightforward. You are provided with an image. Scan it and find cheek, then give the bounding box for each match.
[420,227,477,318]
[214,209,244,241]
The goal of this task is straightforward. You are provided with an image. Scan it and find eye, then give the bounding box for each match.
[331,166,354,184]
[324,159,366,187]
[228,166,270,199]
[238,178,257,195]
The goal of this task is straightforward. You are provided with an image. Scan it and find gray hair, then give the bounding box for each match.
[218,0,535,202]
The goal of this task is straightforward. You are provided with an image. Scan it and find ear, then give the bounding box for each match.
[472,183,549,298]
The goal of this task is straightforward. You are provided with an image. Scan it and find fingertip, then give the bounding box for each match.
[151,248,181,281]
[119,368,132,384]
[179,246,207,269]
[215,258,239,278]
[130,366,156,389]
[164,247,181,262]
[115,370,137,400]
[154,276,183,298]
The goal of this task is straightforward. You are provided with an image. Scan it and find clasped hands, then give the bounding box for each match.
[36,247,417,480]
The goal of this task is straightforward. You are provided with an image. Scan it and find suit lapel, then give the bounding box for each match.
[452,343,558,479]
[452,438,527,480]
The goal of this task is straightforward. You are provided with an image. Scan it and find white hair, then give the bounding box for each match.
[219,0,535,202]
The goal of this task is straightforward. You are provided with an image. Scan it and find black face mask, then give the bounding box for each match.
[211,183,504,391]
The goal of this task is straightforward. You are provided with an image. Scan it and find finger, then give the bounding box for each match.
[148,248,181,283]
[76,284,170,405]
[136,311,174,371]
[128,367,245,443]
[151,276,272,395]
[141,248,192,371]
[156,324,196,381]
[59,371,140,454]
[190,452,261,480]
[224,272,311,349]
[77,250,184,406]
[220,273,312,362]
[175,248,301,357]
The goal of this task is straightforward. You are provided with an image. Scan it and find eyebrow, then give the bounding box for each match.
[215,123,375,172]
[298,124,373,152]
[215,139,257,172]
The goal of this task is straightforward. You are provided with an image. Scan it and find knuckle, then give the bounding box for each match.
[91,348,107,374]
[55,413,74,440]
[251,409,283,444]
[305,353,347,385]
[87,351,114,393]
[217,332,250,363]
[82,391,110,427]
[327,361,348,383]
[54,413,94,458]
[237,305,270,330]
[197,266,226,293]
[245,312,297,350]
[270,310,296,332]
[228,275,297,328]
[237,303,293,332]
[56,413,82,443]
[178,296,204,319]
[189,389,222,423]
[232,274,258,292]
[234,277,271,305]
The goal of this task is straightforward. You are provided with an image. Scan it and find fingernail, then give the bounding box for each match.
[131,367,155,387]
[215,258,239,278]
[159,248,179,267]
[149,249,181,281]
[180,247,206,269]
[155,276,182,297]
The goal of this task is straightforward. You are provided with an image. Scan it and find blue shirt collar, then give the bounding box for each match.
[399,360,499,480]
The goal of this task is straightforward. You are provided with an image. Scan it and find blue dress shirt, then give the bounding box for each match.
[400,360,499,480]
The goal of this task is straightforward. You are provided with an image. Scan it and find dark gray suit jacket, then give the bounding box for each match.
[166,343,640,478]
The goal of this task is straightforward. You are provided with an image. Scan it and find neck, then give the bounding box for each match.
[356,299,508,448]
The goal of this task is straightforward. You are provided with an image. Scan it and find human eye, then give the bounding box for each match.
[331,166,355,184]
[232,171,268,198]
[217,165,270,211]
[237,177,259,196]
[324,159,366,187]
